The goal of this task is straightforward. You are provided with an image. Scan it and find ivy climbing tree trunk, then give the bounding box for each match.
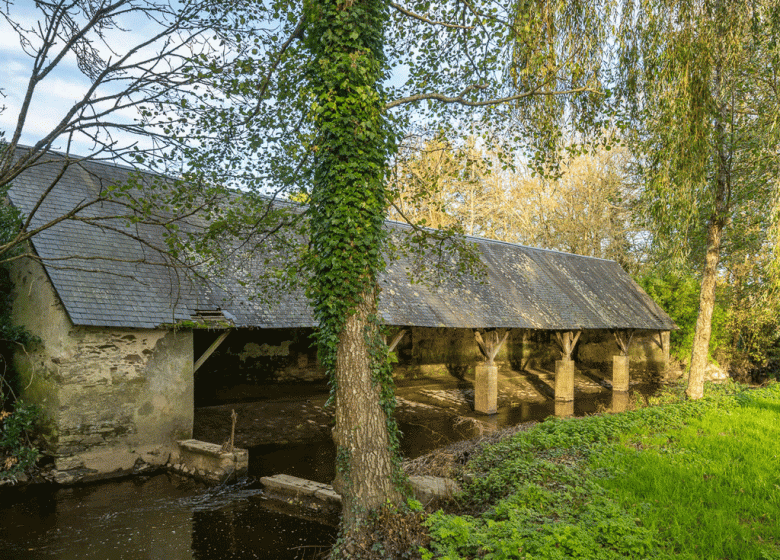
[303,0,405,546]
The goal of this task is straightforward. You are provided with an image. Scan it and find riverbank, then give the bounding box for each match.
[421,381,780,559]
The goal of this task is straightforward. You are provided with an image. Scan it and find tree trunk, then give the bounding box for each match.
[332,289,403,535]
[686,215,724,399]
[303,0,404,551]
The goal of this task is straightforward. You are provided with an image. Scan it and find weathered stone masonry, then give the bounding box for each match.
[11,258,193,481]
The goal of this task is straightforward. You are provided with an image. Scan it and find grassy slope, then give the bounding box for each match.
[423,382,780,560]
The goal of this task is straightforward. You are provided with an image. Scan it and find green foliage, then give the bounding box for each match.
[304,0,393,336]
[637,271,728,364]
[332,500,430,560]
[425,382,780,560]
[616,0,780,390]
[0,398,40,480]
[301,1,408,511]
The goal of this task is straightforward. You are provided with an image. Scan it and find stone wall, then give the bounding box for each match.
[11,257,193,482]
[194,328,323,405]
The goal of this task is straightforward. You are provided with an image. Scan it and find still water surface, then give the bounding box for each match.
[0,474,335,560]
[0,390,629,559]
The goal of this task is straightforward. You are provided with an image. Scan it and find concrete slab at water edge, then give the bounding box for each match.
[260,473,461,513]
[168,439,248,484]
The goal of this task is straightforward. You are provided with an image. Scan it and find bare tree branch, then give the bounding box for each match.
[389,2,473,29]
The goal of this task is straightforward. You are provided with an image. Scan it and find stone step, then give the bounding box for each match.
[259,473,461,513]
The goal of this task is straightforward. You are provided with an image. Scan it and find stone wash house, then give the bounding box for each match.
[7,150,675,481]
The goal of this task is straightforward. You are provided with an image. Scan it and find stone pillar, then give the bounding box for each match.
[474,364,498,414]
[554,359,574,402]
[612,355,630,393]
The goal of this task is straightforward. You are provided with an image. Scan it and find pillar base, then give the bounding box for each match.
[475,364,498,414]
[554,359,574,401]
[612,355,630,392]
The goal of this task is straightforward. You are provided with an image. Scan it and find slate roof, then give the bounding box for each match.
[7,149,675,331]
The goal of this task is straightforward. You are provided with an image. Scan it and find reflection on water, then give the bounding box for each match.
[611,391,630,412]
[555,400,575,417]
[250,415,478,484]
[0,474,335,560]
[0,388,648,559]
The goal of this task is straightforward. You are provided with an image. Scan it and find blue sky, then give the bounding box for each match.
[1,5,95,154]
[0,2,187,158]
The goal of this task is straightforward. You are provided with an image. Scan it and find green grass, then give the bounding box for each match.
[423,382,780,559]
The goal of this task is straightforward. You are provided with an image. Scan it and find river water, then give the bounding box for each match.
[0,389,632,559]
[0,474,334,560]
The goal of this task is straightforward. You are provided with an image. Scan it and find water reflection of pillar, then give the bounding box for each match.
[612,355,630,392]
[474,364,498,414]
[611,391,630,413]
[554,359,575,402]
[555,400,574,417]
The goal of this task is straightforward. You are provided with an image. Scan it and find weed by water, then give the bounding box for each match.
[423,381,780,559]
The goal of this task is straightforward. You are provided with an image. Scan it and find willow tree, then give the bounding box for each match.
[173,0,611,551]
[617,0,780,399]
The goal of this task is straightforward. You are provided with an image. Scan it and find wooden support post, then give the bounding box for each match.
[554,330,581,361]
[474,329,510,365]
[520,329,530,370]
[661,331,670,369]
[387,329,406,353]
[193,330,231,373]
[611,329,634,393]
[552,330,579,403]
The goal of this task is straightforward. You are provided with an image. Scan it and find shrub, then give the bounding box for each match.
[637,271,728,365]
[0,395,39,480]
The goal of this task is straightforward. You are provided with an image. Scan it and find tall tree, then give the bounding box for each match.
[174,0,612,551]
[617,0,780,398]
[304,0,406,535]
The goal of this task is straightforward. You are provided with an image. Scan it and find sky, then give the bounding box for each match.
[0,2,187,158]
[0,2,417,164]
[0,14,89,153]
